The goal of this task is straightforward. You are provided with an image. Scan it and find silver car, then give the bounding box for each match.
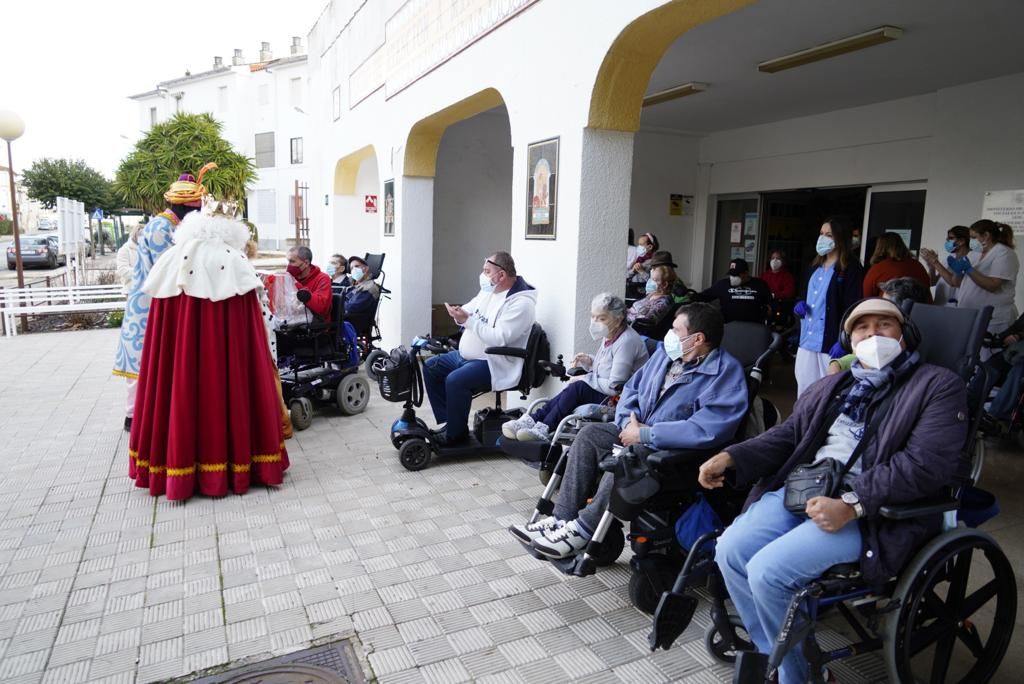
[6,235,61,269]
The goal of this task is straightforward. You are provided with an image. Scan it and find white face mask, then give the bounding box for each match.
[479,272,496,293]
[636,245,648,257]
[350,266,365,282]
[770,258,782,271]
[729,276,742,287]
[589,320,609,340]
[853,335,903,369]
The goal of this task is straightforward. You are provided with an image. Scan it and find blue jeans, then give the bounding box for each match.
[531,381,608,429]
[423,351,492,440]
[989,362,1024,420]
[715,488,862,684]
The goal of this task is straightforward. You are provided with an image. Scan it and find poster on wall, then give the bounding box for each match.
[364,195,378,213]
[982,189,1024,235]
[383,180,395,236]
[526,137,558,239]
[743,212,758,237]
[730,222,742,244]
[670,194,692,216]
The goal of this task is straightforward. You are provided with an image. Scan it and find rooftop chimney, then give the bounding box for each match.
[259,41,272,62]
[232,49,244,66]
[291,36,303,55]
[213,56,223,69]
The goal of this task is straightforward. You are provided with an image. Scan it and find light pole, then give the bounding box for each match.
[0,110,27,330]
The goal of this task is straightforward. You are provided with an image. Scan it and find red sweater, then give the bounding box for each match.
[760,269,796,300]
[296,265,333,320]
[863,258,932,301]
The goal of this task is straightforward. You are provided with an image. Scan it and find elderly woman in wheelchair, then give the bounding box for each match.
[688,298,1017,683]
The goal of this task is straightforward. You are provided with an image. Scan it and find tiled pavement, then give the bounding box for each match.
[0,329,1019,683]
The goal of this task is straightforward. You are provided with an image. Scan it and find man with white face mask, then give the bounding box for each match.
[511,303,747,559]
[700,297,968,684]
[695,258,773,324]
[424,252,537,446]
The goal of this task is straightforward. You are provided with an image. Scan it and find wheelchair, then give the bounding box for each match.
[647,303,1017,684]
[343,252,391,362]
[374,323,561,471]
[515,322,786,588]
[276,292,370,430]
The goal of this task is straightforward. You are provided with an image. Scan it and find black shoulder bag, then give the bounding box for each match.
[783,386,899,517]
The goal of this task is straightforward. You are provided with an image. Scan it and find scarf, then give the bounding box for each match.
[840,350,920,422]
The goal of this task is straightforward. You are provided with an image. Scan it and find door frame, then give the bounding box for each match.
[861,180,928,262]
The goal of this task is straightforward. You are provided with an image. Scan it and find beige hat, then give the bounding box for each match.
[843,298,905,334]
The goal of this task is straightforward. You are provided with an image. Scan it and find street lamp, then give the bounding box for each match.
[0,109,26,333]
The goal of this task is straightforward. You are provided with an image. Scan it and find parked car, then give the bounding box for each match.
[7,235,61,269]
[43,236,68,266]
[37,218,56,231]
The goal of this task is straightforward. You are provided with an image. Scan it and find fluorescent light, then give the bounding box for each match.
[642,82,707,108]
[758,26,903,74]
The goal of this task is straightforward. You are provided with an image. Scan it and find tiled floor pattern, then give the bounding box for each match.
[0,329,1018,683]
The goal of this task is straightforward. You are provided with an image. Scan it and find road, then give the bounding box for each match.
[1,236,117,286]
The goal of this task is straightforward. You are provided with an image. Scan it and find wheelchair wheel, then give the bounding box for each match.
[289,398,313,431]
[538,468,552,486]
[628,561,678,614]
[883,528,1016,684]
[592,524,625,567]
[365,349,388,382]
[399,438,431,471]
[704,616,753,664]
[337,374,370,415]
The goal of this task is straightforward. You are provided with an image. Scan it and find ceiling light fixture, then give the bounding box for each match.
[642,82,708,108]
[758,25,903,74]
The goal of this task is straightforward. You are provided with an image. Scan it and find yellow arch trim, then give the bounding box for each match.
[588,0,755,132]
[403,88,505,178]
[333,145,377,195]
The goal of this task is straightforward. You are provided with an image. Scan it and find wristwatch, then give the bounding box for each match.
[841,491,865,519]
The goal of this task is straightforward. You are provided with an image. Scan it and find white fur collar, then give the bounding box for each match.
[174,212,250,251]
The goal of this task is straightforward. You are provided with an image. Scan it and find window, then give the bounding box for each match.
[290,137,303,165]
[289,77,303,106]
[251,189,277,224]
[288,195,296,225]
[332,86,341,121]
[258,84,270,106]
[218,86,228,111]
[149,107,157,127]
[254,132,275,168]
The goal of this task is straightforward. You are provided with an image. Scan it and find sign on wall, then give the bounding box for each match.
[526,137,558,240]
[982,189,1024,235]
[669,194,692,216]
[365,195,378,213]
[383,180,395,236]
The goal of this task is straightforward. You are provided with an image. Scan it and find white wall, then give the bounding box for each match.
[431,110,513,305]
[630,131,699,287]
[331,155,381,264]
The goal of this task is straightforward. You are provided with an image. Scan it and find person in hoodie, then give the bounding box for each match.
[510,303,747,559]
[287,245,333,320]
[424,251,537,446]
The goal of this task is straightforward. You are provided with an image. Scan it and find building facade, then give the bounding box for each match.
[130,40,310,250]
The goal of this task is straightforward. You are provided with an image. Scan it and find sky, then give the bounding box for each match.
[0,0,328,177]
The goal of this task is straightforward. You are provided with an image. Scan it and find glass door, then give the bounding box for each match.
[862,183,927,261]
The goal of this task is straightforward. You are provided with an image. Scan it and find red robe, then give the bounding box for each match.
[128,291,288,500]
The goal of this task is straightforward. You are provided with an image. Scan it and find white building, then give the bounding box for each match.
[130,39,310,249]
[0,167,42,232]
[305,0,1024,383]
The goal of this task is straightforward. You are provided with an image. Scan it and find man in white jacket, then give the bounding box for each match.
[425,252,537,446]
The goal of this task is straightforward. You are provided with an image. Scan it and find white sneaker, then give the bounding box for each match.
[516,422,550,442]
[509,515,563,544]
[502,415,535,440]
[532,519,591,559]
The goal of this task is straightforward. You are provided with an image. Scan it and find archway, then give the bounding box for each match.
[331,144,381,266]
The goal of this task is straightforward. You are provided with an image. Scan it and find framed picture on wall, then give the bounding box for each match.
[383,179,395,236]
[526,137,558,239]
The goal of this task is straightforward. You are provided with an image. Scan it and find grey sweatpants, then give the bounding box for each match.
[553,422,620,532]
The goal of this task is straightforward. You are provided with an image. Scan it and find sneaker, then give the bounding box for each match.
[532,519,591,559]
[509,515,563,544]
[123,417,132,432]
[516,422,550,442]
[502,415,534,440]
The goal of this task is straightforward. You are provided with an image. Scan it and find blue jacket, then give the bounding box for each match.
[615,346,748,451]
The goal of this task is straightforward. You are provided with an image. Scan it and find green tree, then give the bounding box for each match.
[21,158,115,213]
[113,113,255,214]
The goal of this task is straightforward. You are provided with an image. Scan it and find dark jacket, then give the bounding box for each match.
[727,364,968,585]
[802,257,864,352]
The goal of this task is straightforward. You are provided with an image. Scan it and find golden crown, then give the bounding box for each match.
[201,194,242,220]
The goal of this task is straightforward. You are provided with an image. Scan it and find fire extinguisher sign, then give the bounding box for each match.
[364,195,378,213]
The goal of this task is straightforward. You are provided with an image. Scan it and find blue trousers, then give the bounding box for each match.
[715,489,862,684]
[423,351,492,440]
[531,381,608,429]
[989,362,1024,420]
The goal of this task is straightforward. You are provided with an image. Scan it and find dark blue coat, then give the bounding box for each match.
[727,364,968,585]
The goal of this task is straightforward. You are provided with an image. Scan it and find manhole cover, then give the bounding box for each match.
[189,640,364,684]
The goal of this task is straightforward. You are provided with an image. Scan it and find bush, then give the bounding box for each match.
[93,271,117,285]
[107,310,124,327]
[0,218,14,235]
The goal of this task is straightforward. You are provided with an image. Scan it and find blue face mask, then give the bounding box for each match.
[944,240,957,254]
[479,272,495,293]
[663,330,683,360]
[645,279,658,294]
[350,267,365,281]
[815,235,835,256]
[969,238,983,252]
[325,265,337,277]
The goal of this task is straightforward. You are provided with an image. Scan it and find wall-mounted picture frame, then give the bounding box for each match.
[383,179,395,236]
[526,137,558,239]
